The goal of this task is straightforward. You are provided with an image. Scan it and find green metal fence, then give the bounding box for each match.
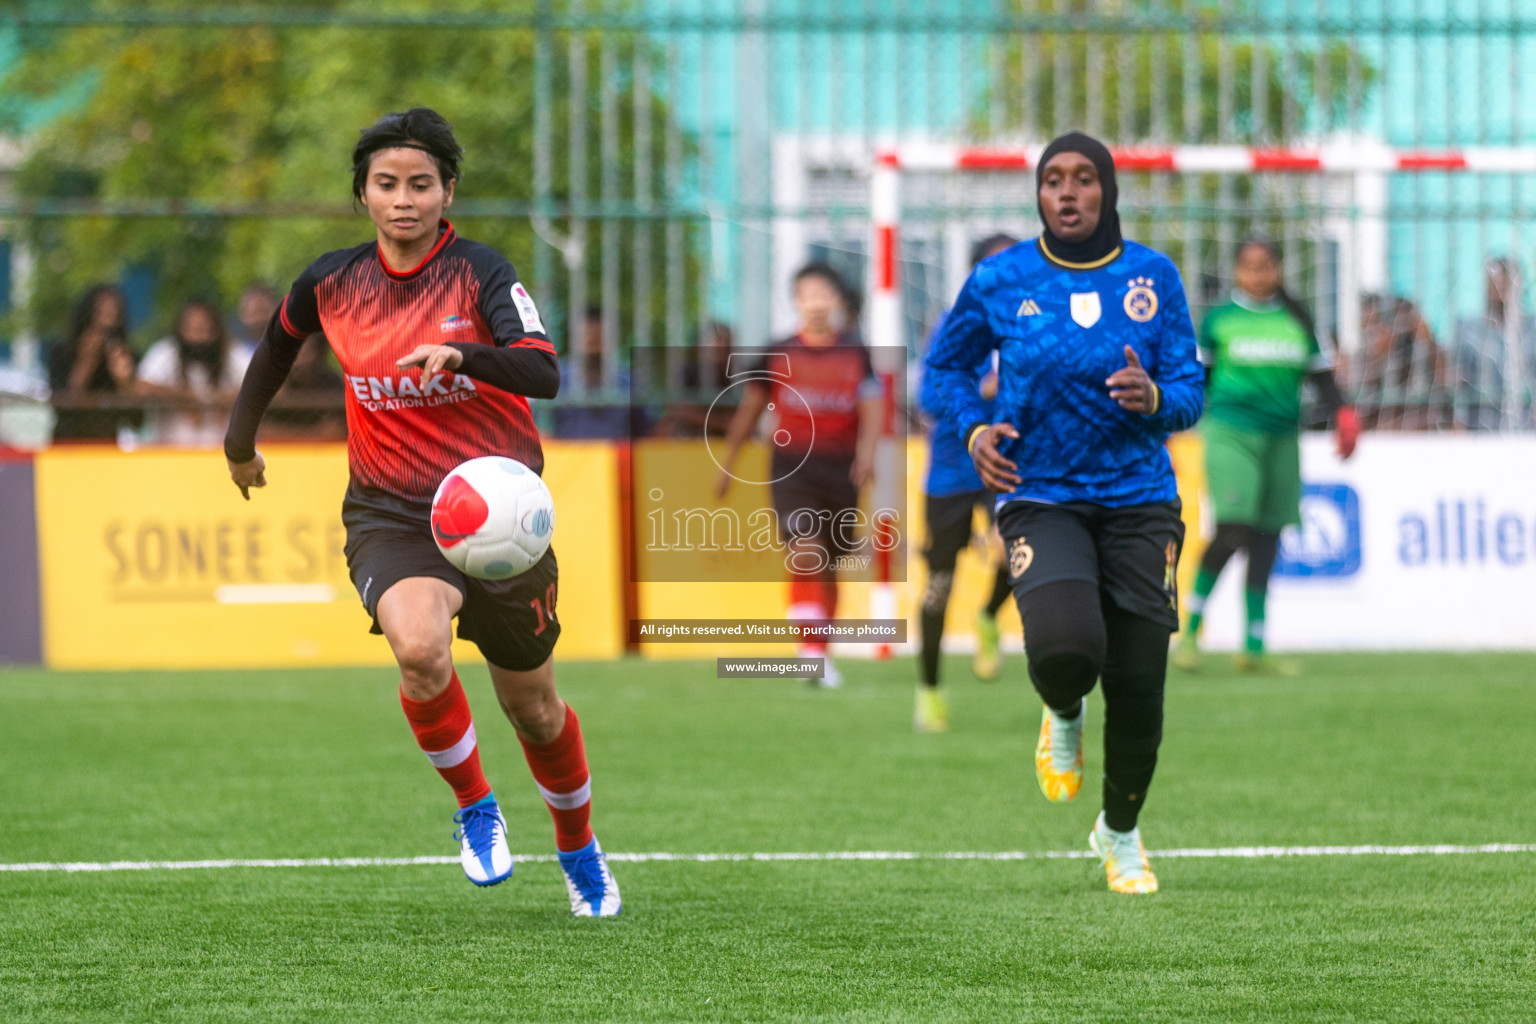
[2,2,1535,439]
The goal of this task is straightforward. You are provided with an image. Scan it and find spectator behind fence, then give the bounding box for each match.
[48,284,142,442]
[263,333,346,440]
[1452,258,1536,431]
[232,284,281,348]
[553,304,647,439]
[1348,293,1447,430]
[648,320,735,438]
[137,299,252,447]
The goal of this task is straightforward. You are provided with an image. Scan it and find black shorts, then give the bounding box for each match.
[923,490,994,574]
[341,486,561,672]
[770,452,859,571]
[996,499,1185,630]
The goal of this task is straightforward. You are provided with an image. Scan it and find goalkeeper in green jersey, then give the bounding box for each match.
[1174,236,1359,672]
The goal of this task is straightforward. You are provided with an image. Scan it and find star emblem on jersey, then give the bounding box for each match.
[1009,536,1035,579]
[1017,298,1042,317]
[1069,292,1101,328]
[1124,277,1159,323]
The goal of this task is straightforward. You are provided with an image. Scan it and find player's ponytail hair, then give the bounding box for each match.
[352,107,464,200]
[1237,234,1321,345]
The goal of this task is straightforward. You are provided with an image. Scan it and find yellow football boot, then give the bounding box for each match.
[1034,702,1084,803]
[1234,653,1301,676]
[1170,633,1202,673]
[1089,813,1159,894]
[914,686,950,733]
[972,611,1002,681]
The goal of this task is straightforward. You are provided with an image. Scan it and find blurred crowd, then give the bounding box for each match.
[1342,259,1536,432]
[4,256,1535,449]
[42,282,343,447]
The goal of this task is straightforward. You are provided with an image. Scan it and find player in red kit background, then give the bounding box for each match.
[713,263,883,688]
[224,108,620,916]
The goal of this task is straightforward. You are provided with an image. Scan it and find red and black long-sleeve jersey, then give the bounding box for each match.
[225,221,559,502]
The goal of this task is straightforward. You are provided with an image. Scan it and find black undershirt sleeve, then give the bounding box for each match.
[1308,366,1346,421]
[223,311,307,463]
[447,343,560,399]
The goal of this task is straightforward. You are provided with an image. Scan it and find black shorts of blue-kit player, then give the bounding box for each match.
[923,490,986,576]
[769,451,860,577]
[997,499,1184,832]
[917,490,1012,688]
[341,485,561,672]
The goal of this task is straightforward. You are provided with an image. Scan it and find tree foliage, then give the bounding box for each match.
[984,0,1377,144]
[3,0,679,349]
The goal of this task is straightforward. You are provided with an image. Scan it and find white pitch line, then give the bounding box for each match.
[0,844,1532,874]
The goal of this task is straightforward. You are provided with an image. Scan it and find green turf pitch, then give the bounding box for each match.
[1,654,1533,1023]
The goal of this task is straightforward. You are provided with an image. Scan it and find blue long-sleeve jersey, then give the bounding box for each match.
[919,312,994,497]
[924,238,1204,508]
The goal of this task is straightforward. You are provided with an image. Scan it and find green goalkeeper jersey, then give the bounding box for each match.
[1199,292,1332,434]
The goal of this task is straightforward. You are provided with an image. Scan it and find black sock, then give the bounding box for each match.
[1246,530,1281,593]
[1052,697,1084,721]
[1199,521,1257,580]
[918,568,954,689]
[984,568,1011,617]
[1099,599,1170,833]
[919,608,945,688]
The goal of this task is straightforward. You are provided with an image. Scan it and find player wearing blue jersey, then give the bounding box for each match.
[913,234,1018,733]
[924,132,1204,894]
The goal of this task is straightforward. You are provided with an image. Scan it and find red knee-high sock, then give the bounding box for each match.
[788,578,828,656]
[400,671,492,808]
[519,703,594,852]
[820,576,839,619]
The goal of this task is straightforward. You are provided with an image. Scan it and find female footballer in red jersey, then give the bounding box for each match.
[224,108,619,916]
[713,263,883,688]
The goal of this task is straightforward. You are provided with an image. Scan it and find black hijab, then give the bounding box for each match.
[1036,131,1123,266]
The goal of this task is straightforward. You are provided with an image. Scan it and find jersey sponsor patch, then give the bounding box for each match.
[1070,292,1101,328]
[440,314,474,333]
[1123,277,1159,322]
[511,282,546,335]
[345,372,480,412]
[1228,336,1310,364]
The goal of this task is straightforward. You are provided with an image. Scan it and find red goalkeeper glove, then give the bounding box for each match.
[1334,405,1359,460]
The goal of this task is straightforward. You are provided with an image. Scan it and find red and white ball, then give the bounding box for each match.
[430,457,554,580]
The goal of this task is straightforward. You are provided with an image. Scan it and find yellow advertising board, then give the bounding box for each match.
[631,437,1022,659]
[1166,430,1209,607]
[34,442,623,669]
[633,439,796,658]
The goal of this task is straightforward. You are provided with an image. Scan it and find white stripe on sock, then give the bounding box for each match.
[423,723,476,769]
[537,778,591,810]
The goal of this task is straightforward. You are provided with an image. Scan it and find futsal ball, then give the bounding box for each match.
[430,456,554,580]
